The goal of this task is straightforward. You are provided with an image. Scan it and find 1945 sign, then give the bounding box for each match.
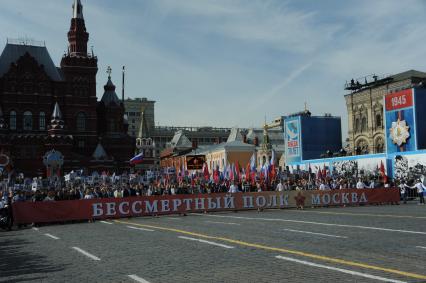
[385,89,413,111]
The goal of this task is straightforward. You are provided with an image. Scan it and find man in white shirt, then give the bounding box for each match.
[411,179,426,205]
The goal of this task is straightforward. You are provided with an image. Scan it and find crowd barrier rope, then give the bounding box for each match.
[12,188,400,224]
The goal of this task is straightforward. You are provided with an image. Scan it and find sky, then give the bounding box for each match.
[1,0,426,139]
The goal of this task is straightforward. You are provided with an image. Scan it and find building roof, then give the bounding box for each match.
[101,77,121,106]
[0,43,63,81]
[52,102,63,119]
[345,69,426,95]
[169,130,192,149]
[137,107,150,138]
[227,127,244,142]
[389,69,426,82]
[198,140,255,155]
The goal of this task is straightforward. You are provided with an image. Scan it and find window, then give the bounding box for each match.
[361,117,367,132]
[78,140,85,148]
[9,111,16,130]
[354,118,360,133]
[376,114,382,128]
[76,112,86,131]
[356,139,369,155]
[39,112,46,130]
[23,111,33,131]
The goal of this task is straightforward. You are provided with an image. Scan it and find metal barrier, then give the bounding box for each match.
[406,188,418,200]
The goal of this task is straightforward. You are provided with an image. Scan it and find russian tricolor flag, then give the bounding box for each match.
[130,152,144,165]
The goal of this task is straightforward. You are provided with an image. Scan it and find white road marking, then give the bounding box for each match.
[275,256,407,283]
[415,246,426,250]
[128,274,151,283]
[32,227,39,231]
[201,214,426,235]
[205,221,241,226]
[164,217,182,220]
[178,236,235,249]
[100,221,113,225]
[282,228,348,239]
[127,225,155,232]
[71,247,101,261]
[44,233,59,240]
[294,210,426,219]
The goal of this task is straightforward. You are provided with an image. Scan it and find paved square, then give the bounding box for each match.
[1,203,425,283]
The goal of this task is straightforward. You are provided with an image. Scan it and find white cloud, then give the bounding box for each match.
[155,0,342,53]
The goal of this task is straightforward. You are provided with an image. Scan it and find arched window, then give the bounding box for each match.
[356,139,369,155]
[23,111,32,131]
[39,112,46,130]
[361,116,367,132]
[355,118,360,133]
[9,111,16,130]
[76,112,86,131]
[376,114,382,128]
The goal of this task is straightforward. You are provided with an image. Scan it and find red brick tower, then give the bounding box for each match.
[60,0,98,156]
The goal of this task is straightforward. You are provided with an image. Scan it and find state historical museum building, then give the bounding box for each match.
[0,0,134,176]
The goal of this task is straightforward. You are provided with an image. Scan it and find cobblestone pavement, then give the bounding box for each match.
[1,202,425,283]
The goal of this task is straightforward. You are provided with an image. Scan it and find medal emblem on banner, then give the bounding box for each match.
[390,118,410,146]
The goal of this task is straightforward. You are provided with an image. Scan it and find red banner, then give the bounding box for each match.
[12,188,400,224]
[385,89,413,111]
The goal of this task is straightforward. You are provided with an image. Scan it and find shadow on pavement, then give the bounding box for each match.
[0,233,65,282]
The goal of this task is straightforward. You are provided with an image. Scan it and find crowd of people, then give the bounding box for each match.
[0,171,424,204]
[0,170,425,230]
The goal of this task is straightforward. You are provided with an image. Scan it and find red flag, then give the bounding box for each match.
[251,171,256,185]
[380,161,388,183]
[246,163,251,182]
[269,163,276,181]
[203,163,210,181]
[316,167,322,180]
[322,164,327,178]
[235,162,241,182]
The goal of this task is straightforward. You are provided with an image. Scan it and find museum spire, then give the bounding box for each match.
[73,0,84,19]
[68,0,89,56]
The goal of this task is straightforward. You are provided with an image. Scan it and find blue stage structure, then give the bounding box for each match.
[285,87,426,181]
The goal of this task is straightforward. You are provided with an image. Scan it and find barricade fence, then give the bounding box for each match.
[12,188,400,224]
